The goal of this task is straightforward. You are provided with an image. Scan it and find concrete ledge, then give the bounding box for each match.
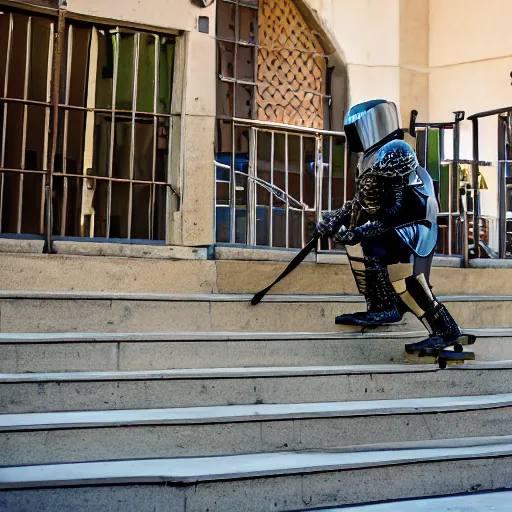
[469,258,512,268]
[317,252,350,265]
[0,291,509,302]
[215,246,316,263]
[0,330,426,343]
[4,365,512,415]
[54,241,208,260]
[315,490,512,511]
[4,359,512,383]
[2,439,512,488]
[3,394,512,431]
[432,255,463,268]
[316,253,462,268]
[0,327,510,344]
[0,238,44,254]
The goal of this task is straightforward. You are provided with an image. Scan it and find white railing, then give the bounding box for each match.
[215,118,348,249]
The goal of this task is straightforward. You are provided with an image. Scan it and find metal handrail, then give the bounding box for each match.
[232,117,346,137]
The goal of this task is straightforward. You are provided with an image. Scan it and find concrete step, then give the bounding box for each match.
[3,360,512,413]
[0,292,510,333]
[2,394,512,466]
[0,328,510,373]
[3,251,512,297]
[1,437,511,511]
[312,490,512,511]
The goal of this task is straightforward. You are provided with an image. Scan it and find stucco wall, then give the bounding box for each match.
[429,0,512,163]
[304,0,428,127]
[65,0,213,32]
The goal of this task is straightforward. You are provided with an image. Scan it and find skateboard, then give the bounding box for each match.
[404,334,477,369]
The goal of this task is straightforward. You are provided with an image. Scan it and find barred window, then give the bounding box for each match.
[0,8,176,241]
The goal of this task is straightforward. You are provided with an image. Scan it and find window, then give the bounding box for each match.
[0,8,177,241]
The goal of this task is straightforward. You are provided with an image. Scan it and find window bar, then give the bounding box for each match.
[164,114,174,242]
[328,135,333,250]
[0,13,13,232]
[40,21,55,235]
[269,130,274,247]
[300,135,305,247]
[61,24,73,236]
[285,132,289,248]
[18,16,32,233]
[127,32,140,239]
[249,126,257,245]
[230,1,239,244]
[106,29,120,238]
[150,34,160,240]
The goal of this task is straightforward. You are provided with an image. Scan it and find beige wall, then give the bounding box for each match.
[304,0,428,127]
[65,0,212,32]
[429,0,512,163]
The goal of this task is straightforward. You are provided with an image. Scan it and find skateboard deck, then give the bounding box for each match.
[405,349,475,368]
[404,334,477,368]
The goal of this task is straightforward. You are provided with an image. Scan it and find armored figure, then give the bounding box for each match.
[317,99,469,354]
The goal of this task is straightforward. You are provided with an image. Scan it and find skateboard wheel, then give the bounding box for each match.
[438,358,447,369]
[454,343,463,353]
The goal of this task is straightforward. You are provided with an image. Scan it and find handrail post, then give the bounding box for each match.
[44,6,66,254]
[471,118,480,258]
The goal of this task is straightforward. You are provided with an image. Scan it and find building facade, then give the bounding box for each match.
[0,0,509,258]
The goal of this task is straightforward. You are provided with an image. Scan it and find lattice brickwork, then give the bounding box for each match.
[256,0,325,129]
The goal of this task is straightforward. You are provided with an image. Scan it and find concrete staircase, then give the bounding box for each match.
[1,253,512,511]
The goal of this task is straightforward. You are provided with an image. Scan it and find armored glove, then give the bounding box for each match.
[333,225,360,246]
[315,200,353,239]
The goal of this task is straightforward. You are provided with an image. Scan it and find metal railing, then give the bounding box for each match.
[410,110,469,260]
[468,106,512,259]
[215,118,349,249]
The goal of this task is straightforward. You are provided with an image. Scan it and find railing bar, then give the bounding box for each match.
[18,17,32,234]
[285,132,289,248]
[61,24,73,236]
[164,115,174,241]
[150,34,160,240]
[233,117,345,137]
[106,29,120,238]
[343,136,348,203]
[0,167,170,186]
[127,32,140,239]
[300,135,305,247]
[252,127,258,245]
[269,131,274,247]
[328,135,333,211]
[0,97,51,107]
[230,123,236,244]
[0,13,14,233]
[41,21,54,235]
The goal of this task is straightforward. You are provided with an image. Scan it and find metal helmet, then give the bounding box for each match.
[343,100,401,153]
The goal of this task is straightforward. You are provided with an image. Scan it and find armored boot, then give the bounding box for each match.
[394,273,469,355]
[335,267,403,326]
[404,303,462,354]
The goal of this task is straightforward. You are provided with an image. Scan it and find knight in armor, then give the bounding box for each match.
[316,99,471,354]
